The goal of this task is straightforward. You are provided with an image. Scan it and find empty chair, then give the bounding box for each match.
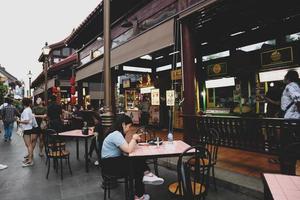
[169,145,212,200]
[190,128,220,190]
[45,129,72,180]
[279,142,300,175]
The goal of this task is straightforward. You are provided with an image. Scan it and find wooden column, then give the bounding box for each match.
[77,81,83,106]
[181,20,197,144]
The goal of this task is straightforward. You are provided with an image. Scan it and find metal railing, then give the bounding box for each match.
[184,115,300,155]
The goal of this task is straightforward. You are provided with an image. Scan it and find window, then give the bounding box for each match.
[52,50,61,56]
[62,48,70,56]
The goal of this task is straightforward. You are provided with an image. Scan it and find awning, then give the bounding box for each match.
[76,18,174,81]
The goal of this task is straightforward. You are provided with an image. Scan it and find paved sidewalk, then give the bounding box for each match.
[0,124,261,200]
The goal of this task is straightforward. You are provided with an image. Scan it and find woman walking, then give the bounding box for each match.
[18,98,38,167]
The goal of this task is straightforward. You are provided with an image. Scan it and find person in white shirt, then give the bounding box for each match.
[281,70,300,119]
[17,98,37,167]
[280,70,300,175]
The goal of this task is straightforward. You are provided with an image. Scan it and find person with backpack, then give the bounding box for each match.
[0,98,19,142]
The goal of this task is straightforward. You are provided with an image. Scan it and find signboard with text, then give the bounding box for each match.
[151,89,160,105]
[166,90,175,106]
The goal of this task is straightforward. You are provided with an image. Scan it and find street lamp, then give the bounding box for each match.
[42,42,51,105]
[27,70,32,97]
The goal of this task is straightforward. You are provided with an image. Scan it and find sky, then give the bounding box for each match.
[0,0,100,93]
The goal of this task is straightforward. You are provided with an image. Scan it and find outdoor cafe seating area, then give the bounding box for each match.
[37,111,299,200]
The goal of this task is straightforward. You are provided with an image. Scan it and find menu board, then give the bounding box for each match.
[166,90,175,106]
[151,89,160,105]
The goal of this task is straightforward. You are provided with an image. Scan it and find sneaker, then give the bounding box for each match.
[142,172,164,185]
[134,194,150,200]
[24,155,29,159]
[0,164,8,170]
[94,160,99,166]
[22,161,34,167]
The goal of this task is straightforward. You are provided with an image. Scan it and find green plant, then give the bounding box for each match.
[0,82,8,104]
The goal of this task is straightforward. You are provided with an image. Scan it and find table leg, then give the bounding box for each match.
[85,138,89,173]
[129,158,134,200]
[76,138,79,160]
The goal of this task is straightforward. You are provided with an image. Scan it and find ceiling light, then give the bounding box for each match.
[169,51,180,56]
[201,42,208,45]
[230,31,245,37]
[155,56,163,60]
[140,55,152,60]
[251,26,259,31]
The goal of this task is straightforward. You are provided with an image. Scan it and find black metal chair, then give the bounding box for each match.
[190,128,220,190]
[45,129,72,180]
[279,142,300,175]
[101,164,129,200]
[169,145,211,200]
[136,126,159,176]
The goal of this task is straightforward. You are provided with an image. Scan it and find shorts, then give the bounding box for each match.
[32,127,44,135]
[23,129,34,135]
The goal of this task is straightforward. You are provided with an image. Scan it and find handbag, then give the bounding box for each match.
[16,125,24,137]
[40,120,47,130]
[31,114,38,128]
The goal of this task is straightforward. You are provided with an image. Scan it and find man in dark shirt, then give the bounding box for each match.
[47,95,63,132]
[265,82,283,117]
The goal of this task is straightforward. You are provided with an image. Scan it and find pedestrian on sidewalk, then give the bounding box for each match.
[32,97,47,157]
[0,97,19,142]
[17,98,38,167]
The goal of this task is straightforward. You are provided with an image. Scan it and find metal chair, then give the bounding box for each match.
[279,142,300,175]
[192,128,220,190]
[101,163,129,200]
[169,145,211,200]
[45,129,72,180]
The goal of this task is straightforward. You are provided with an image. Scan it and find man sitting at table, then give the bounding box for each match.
[101,114,164,200]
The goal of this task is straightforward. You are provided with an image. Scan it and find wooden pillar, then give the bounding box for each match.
[181,20,197,144]
[77,81,83,106]
[111,68,117,115]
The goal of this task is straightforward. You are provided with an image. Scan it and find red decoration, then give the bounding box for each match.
[70,96,77,105]
[52,87,57,93]
[70,76,75,85]
[70,86,76,95]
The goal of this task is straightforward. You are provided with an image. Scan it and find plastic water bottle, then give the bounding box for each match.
[167,132,173,144]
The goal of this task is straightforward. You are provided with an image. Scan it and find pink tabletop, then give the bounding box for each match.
[263,173,300,200]
[59,129,94,137]
[129,140,191,157]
